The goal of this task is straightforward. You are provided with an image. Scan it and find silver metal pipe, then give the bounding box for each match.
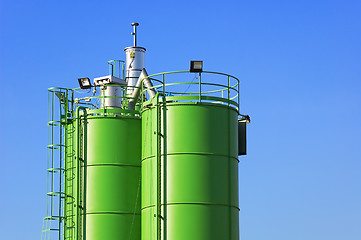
[128,68,157,110]
[142,69,157,99]
[131,22,139,47]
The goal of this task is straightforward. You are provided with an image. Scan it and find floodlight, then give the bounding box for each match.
[190,61,203,72]
[78,77,92,89]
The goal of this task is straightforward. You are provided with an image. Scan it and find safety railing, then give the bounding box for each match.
[140,71,240,111]
[57,70,240,117]
[108,60,125,80]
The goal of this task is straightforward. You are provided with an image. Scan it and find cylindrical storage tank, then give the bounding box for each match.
[83,110,141,240]
[100,85,123,108]
[124,46,146,96]
[141,102,239,240]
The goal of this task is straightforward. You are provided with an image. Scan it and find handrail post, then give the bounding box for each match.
[222,90,224,104]
[141,79,144,111]
[238,79,240,112]
[163,74,165,97]
[199,72,202,102]
[155,93,161,240]
[118,60,121,78]
[122,61,125,80]
[162,74,168,240]
[227,76,230,107]
[102,87,106,115]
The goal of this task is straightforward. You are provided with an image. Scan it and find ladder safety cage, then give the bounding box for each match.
[42,87,90,240]
[42,87,70,240]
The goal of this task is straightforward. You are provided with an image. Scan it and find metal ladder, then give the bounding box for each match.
[42,88,69,240]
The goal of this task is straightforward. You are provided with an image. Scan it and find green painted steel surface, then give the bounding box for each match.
[141,101,239,240]
[83,115,141,240]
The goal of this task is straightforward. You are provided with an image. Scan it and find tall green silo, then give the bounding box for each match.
[141,71,244,240]
[80,109,141,240]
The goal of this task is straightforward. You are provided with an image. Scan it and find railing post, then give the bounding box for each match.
[155,93,161,240]
[122,61,125,80]
[162,75,168,240]
[228,76,230,107]
[102,87,105,115]
[222,90,224,104]
[199,72,202,102]
[238,78,240,112]
[140,80,143,111]
[163,74,165,97]
[118,60,121,78]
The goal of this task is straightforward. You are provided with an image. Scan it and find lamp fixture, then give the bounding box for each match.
[190,61,203,72]
[78,77,92,89]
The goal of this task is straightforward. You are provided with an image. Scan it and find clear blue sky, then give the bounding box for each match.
[1,1,360,239]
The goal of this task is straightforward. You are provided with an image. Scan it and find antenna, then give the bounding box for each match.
[131,22,139,47]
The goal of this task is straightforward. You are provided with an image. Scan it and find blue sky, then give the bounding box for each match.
[0,1,360,239]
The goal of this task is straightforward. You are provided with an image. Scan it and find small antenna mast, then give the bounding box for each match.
[131,22,139,47]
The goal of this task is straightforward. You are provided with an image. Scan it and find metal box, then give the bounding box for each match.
[238,120,247,156]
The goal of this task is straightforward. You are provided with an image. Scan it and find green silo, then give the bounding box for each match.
[83,109,141,240]
[62,108,142,240]
[141,71,241,240]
